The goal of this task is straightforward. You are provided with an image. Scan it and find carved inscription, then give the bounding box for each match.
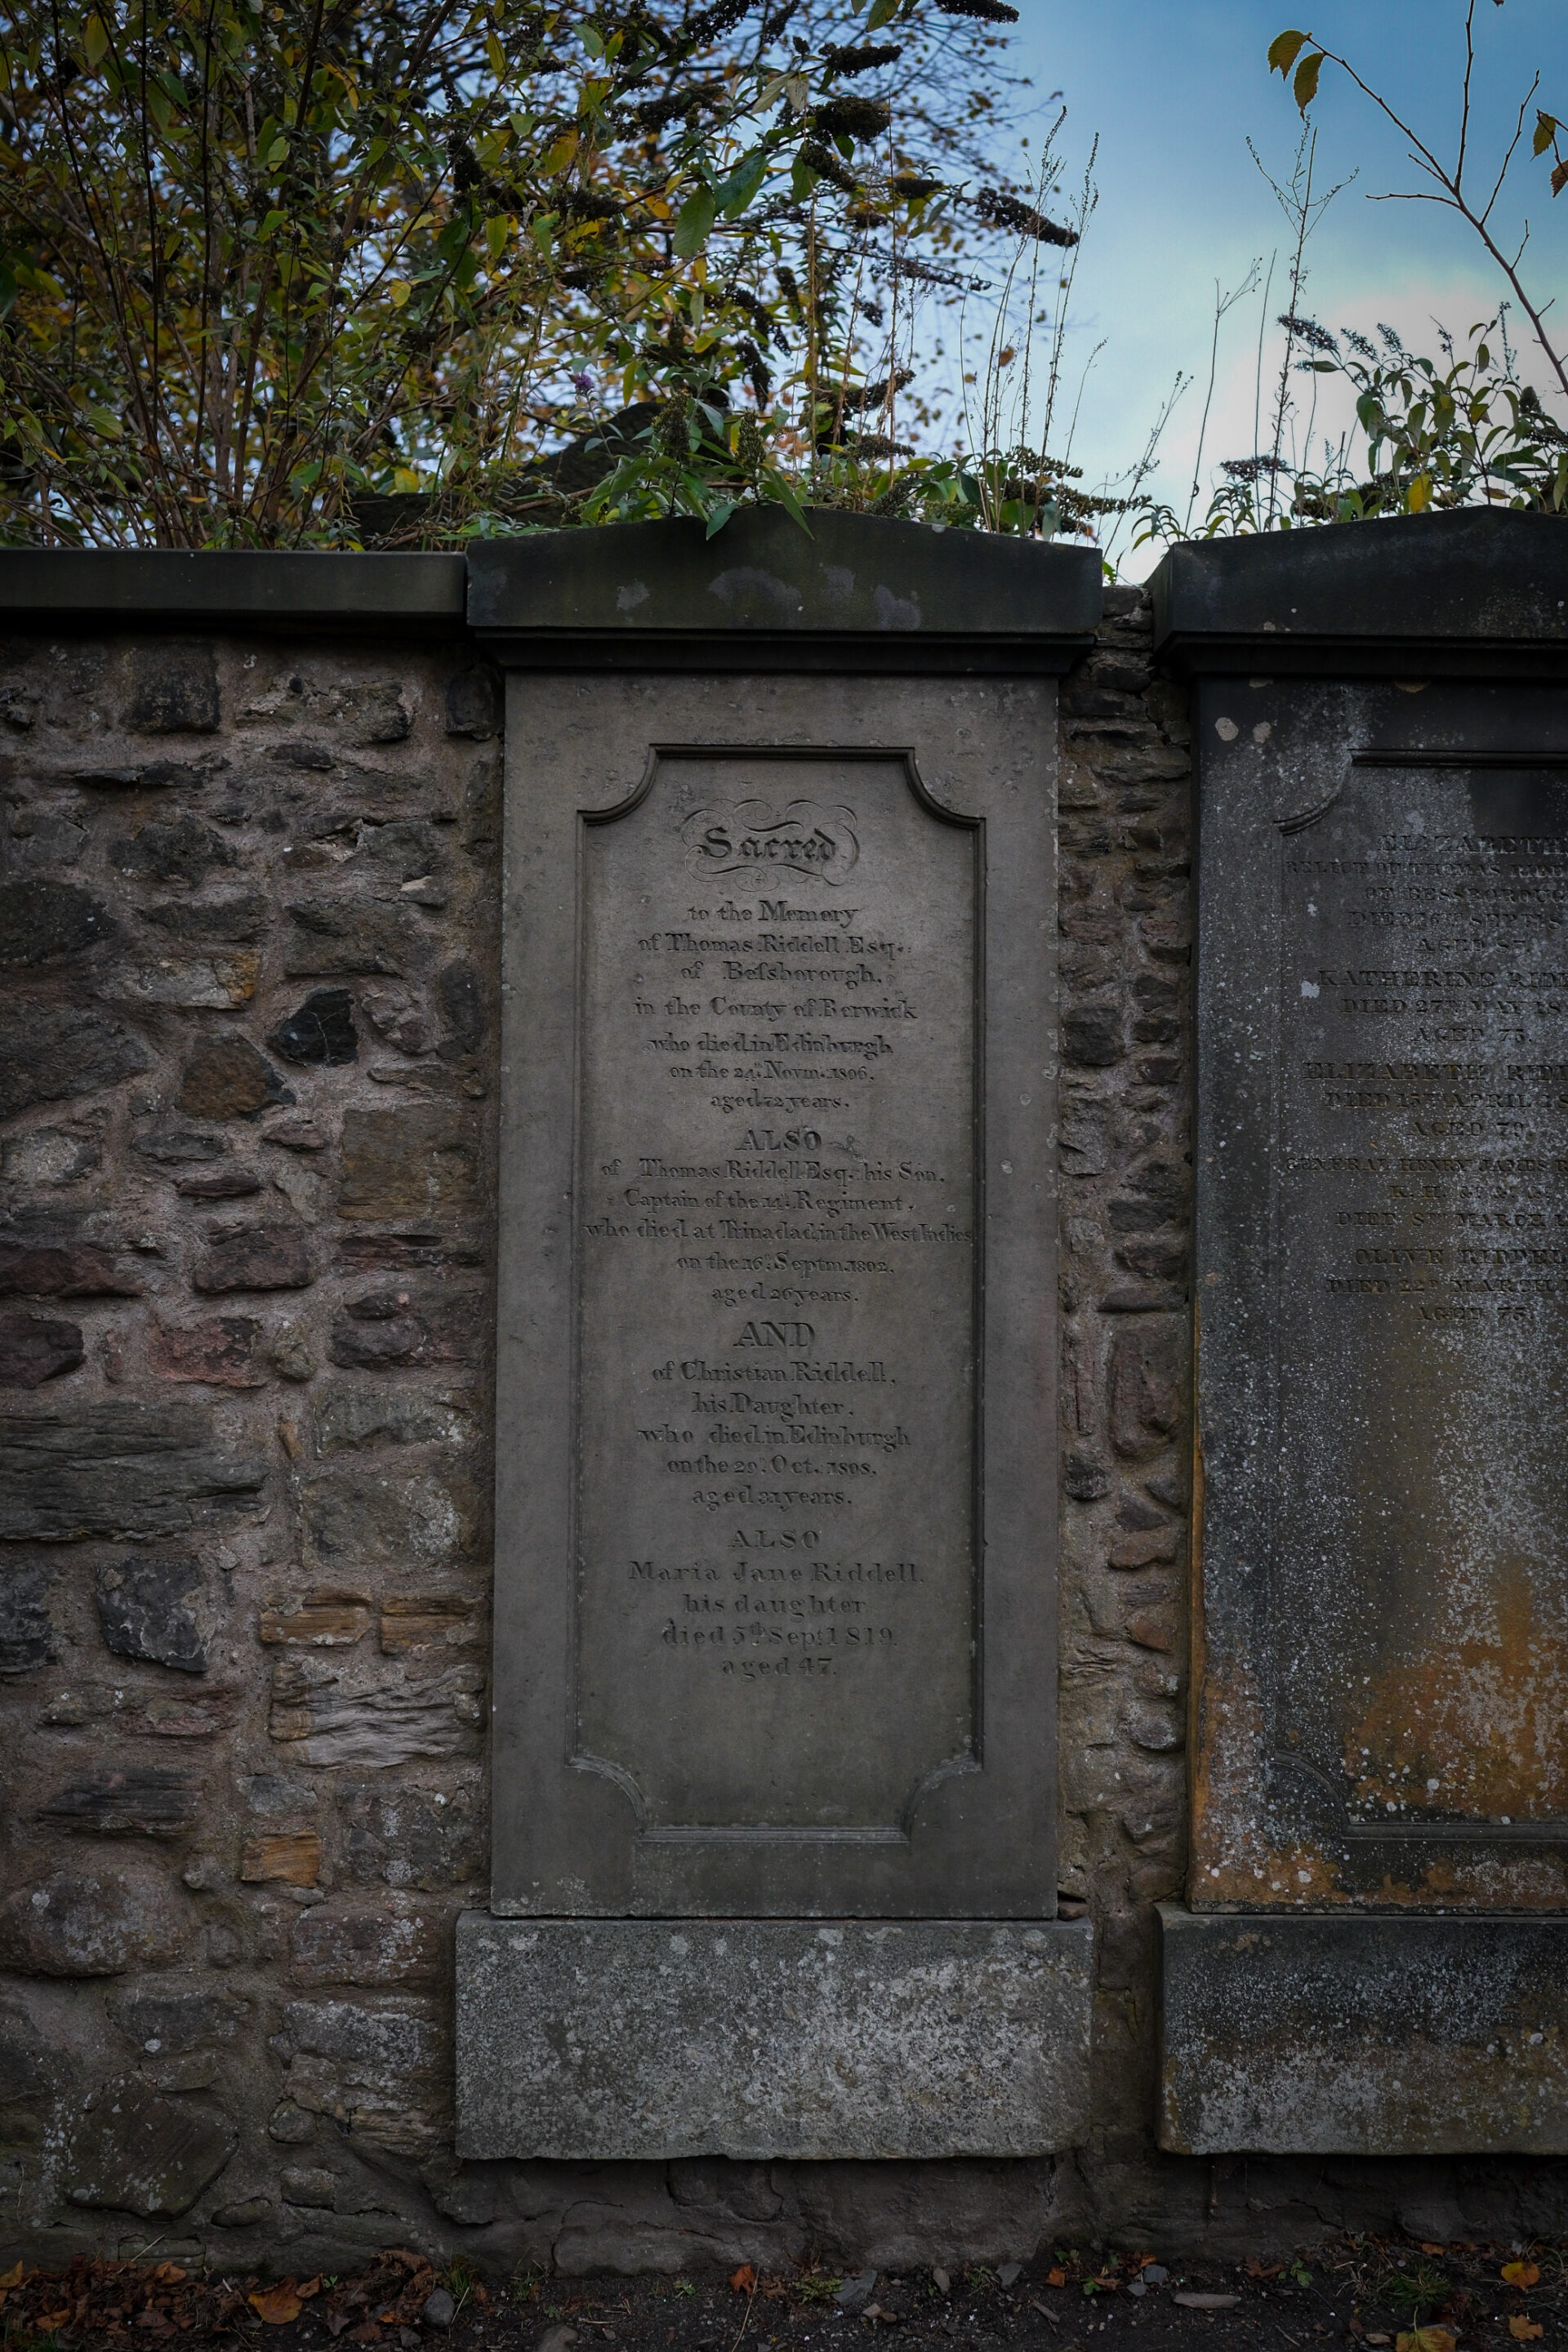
[573,756,977,1829]
[1275,767,1568,1829]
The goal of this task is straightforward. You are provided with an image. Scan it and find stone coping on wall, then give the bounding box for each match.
[1159,1906,1568,2156]
[0,513,1102,670]
[1152,509,1568,676]
[0,548,469,631]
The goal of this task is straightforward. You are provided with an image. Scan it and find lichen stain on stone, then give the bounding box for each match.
[1343,1558,1568,1819]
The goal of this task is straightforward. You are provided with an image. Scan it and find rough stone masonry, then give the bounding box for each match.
[0,552,1564,2279]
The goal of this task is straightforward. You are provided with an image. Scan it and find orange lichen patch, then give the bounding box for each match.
[1343,1563,1568,1821]
[239,1830,323,1886]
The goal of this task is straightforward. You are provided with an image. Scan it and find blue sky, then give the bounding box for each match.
[978,0,1568,569]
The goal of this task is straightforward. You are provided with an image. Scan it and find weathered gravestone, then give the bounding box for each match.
[1154,512,1568,2154]
[454,508,1099,2158]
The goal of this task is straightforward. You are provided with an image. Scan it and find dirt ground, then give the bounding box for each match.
[0,2235,1560,2352]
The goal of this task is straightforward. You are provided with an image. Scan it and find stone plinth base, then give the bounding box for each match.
[456,1916,1094,2160]
[1159,1904,1568,2154]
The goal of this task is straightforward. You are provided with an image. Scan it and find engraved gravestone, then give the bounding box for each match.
[1191,682,1568,1907]
[1155,515,1568,2158]
[453,508,1100,2158]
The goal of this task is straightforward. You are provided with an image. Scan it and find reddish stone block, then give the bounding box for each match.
[191,1223,312,1294]
[149,1316,265,1388]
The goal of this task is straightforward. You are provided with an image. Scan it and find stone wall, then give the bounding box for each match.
[2,595,1564,2277]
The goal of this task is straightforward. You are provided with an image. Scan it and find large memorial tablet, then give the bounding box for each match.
[462,514,1101,2158]
[489,664,1060,1919]
[1194,675,1568,1910]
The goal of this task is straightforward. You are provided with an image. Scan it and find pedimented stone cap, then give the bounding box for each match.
[1152,508,1568,675]
[467,504,1102,671]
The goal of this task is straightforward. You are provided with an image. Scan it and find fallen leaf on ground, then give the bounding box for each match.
[1245,2261,1283,2280]
[1510,2321,1544,2342]
[730,2267,756,2294]
[1365,2335,1390,2345]
[298,2276,323,2299]
[1420,2246,1447,2258]
[1396,2329,1456,2352]
[251,2284,304,2326]
[1173,2294,1240,2310]
[1045,2270,1067,2289]
[1504,2266,1542,2290]
[153,2263,187,2284]
[36,2314,70,2332]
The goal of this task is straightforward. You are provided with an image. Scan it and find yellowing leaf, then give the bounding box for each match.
[1407,472,1433,512]
[1267,29,1310,74]
[1503,2265,1541,2288]
[542,128,579,175]
[389,278,411,306]
[1396,2330,1455,2352]
[486,29,505,76]
[250,2284,304,2326]
[1534,110,1556,157]
[82,15,109,65]
[1510,2323,1544,2343]
[1293,50,1324,111]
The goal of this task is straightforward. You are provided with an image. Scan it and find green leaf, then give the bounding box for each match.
[764,470,812,535]
[265,134,289,167]
[866,0,899,25]
[1267,29,1309,74]
[704,498,736,538]
[672,183,717,257]
[82,15,109,66]
[1293,50,1323,110]
[716,147,768,220]
[1533,109,1557,158]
